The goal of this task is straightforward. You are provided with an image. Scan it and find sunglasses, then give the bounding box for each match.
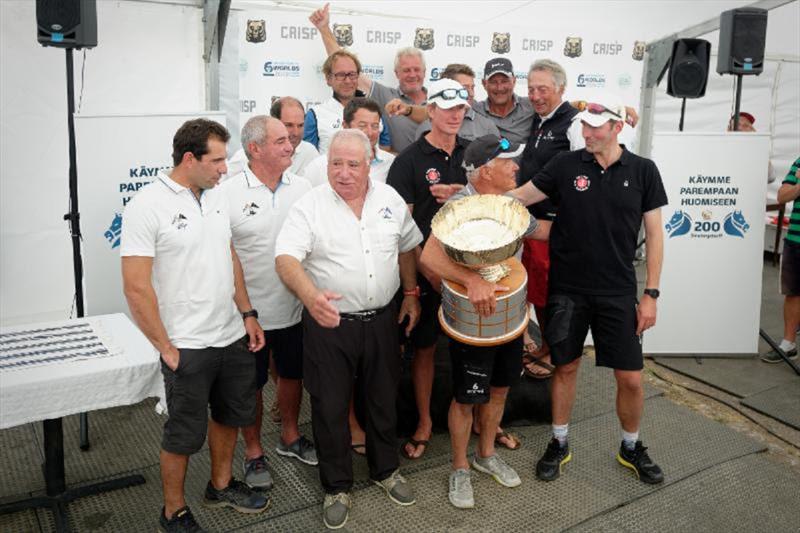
[430,88,469,101]
[493,137,511,156]
[586,102,622,119]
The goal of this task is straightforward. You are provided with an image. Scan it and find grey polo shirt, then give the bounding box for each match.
[473,95,535,145]
[368,81,426,153]
[414,107,500,142]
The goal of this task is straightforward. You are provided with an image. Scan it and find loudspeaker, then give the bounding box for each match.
[37,0,97,49]
[667,38,711,99]
[716,7,767,75]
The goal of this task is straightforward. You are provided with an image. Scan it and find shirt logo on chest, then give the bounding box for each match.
[242,202,260,217]
[573,175,591,192]
[425,168,441,184]
[171,213,188,229]
[379,206,393,219]
[623,180,629,187]
[331,118,342,129]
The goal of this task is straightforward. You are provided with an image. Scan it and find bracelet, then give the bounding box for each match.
[242,309,259,320]
[403,286,420,297]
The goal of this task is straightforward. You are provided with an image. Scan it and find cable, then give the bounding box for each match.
[77,49,87,114]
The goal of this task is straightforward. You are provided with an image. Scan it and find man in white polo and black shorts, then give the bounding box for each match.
[511,93,668,485]
[122,119,269,532]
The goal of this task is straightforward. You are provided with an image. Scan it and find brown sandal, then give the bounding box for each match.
[522,354,555,379]
[401,438,429,460]
[495,431,521,450]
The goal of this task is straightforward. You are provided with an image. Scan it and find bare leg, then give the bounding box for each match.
[241,388,264,460]
[208,418,238,490]
[551,357,581,425]
[476,387,508,458]
[448,400,473,470]
[784,295,800,343]
[161,450,189,517]
[405,344,435,458]
[278,377,303,445]
[614,370,644,433]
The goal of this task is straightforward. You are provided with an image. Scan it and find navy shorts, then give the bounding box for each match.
[449,336,522,404]
[161,335,257,455]
[405,276,441,349]
[254,323,304,387]
[544,292,643,371]
[781,239,800,296]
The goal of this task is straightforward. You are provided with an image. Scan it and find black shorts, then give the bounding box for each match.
[781,239,800,296]
[405,276,441,349]
[544,292,643,371]
[449,336,522,404]
[254,323,304,387]
[161,335,257,455]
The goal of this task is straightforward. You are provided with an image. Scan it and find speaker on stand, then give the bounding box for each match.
[666,38,711,131]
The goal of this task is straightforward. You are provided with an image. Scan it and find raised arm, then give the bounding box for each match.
[309,2,373,94]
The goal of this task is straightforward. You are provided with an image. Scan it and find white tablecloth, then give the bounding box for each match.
[0,313,163,429]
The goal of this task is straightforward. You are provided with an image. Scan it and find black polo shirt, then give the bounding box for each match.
[386,135,469,243]
[532,147,668,295]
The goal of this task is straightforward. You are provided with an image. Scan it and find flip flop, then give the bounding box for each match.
[351,443,366,456]
[523,354,555,380]
[495,431,522,450]
[523,341,538,355]
[400,438,429,460]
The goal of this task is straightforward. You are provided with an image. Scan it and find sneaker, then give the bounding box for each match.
[535,438,571,481]
[448,468,474,509]
[322,492,352,530]
[276,435,319,466]
[242,455,274,490]
[471,453,521,488]
[617,441,664,484]
[372,469,416,506]
[760,347,798,364]
[158,506,205,533]
[203,478,270,513]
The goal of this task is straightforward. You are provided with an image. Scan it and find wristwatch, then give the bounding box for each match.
[242,309,259,320]
[403,286,421,297]
[643,288,660,299]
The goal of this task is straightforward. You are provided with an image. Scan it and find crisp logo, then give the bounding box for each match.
[104,213,123,249]
[333,23,353,46]
[245,20,266,43]
[632,40,646,61]
[425,168,441,184]
[414,28,435,50]
[564,36,582,58]
[573,175,590,191]
[491,32,510,54]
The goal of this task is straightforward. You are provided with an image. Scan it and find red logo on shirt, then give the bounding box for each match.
[573,175,590,192]
[425,168,441,184]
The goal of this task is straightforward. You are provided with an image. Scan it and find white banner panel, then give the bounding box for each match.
[646,132,769,354]
[76,112,227,317]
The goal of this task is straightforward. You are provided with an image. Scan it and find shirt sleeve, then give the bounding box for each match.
[379,117,392,147]
[367,81,393,106]
[274,199,315,263]
[303,109,320,149]
[567,119,585,150]
[386,154,417,205]
[782,158,800,185]
[524,213,540,238]
[120,194,158,257]
[641,159,669,212]
[396,196,423,253]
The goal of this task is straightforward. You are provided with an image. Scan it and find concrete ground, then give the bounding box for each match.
[1,256,797,532]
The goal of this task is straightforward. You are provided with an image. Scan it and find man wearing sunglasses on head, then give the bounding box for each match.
[386,77,470,461]
[510,92,668,486]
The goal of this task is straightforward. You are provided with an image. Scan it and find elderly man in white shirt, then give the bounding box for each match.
[220,116,316,493]
[275,129,422,530]
[303,97,395,187]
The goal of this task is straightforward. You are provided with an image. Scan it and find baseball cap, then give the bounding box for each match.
[427,78,470,109]
[483,57,514,80]
[462,134,524,172]
[575,92,627,127]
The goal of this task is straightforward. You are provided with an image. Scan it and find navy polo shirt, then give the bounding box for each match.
[532,147,668,295]
[386,135,469,243]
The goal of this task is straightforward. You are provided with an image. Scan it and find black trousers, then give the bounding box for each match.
[302,305,400,494]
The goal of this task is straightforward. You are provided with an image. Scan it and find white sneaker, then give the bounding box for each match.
[448,468,474,509]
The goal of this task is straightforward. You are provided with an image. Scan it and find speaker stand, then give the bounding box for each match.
[732,73,743,131]
[678,98,686,131]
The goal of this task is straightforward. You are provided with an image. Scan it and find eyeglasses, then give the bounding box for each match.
[586,102,622,119]
[429,88,469,101]
[331,71,359,81]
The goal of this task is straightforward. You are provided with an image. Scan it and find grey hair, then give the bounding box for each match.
[328,129,372,164]
[240,116,281,160]
[394,46,425,71]
[464,158,495,183]
[529,59,567,91]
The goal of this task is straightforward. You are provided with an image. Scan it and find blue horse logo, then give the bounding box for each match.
[104,212,123,249]
[665,210,692,238]
[723,210,749,238]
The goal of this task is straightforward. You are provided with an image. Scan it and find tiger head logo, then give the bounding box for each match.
[414,28,435,50]
[333,23,353,47]
[491,32,511,54]
[563,36,582,58]
[245,20,266,43]
[632,40,646,61]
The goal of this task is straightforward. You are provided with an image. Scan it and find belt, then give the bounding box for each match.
[339,303,391,322]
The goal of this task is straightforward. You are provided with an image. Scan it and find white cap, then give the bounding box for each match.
[427,78,470,110]
[575,92,626,127]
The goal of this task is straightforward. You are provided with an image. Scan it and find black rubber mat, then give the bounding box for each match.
[740,383,800,430]
[651,356,798,397]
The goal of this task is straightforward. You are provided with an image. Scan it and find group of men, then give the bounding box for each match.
[121,4,669,531]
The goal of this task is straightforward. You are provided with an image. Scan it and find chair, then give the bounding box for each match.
[766,202,786,266]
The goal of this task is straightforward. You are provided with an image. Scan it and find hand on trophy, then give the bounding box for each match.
[465,275,508,317]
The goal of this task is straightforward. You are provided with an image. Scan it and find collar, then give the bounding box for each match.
[465,107,476,120]
[580,145,630,166]
[331,89,367,106]
[158,171,189,194]
[243,166,292,189]
[372,146,388,164]
[481,94,520,118]
[326,178,374,204]
[418,134,469,155]
[538,100,570,122]
[399,86,427,101]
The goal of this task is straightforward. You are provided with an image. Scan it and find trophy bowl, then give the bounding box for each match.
[431,194,530,267]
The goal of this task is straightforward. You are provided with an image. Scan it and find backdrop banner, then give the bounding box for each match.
[76,112,227,317]
[646,132,769,355]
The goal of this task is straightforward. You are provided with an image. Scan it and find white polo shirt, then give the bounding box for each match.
[302,147,395,187]
[219,168,312,330]
[120,171,244,349]
[225,141,319,181]
[275,181,422,313]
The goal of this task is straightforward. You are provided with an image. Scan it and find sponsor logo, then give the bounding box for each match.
[446,34,479,48]
[263,61,301,77]
[573,175,590,191]
[632,40,646,61]
[245,20,266,43]
[593,41,623,55]
[280,26,317,40]
[363,64,385,80]
[379,206,393,219]
[665,210,692,238]
[242,202,260,217]
[618,73,632,89]
[522,38,553,52]
[425,168,441,184]
[104,213,123,249]
[576,73,606,88]
[466,382,485,395]
[665,208,749,240]
[304,100,322,111]
[564,36,582,58]
[491,32,511,54]
[333,23,353,46]
[367,30,401,44]
[171,213,188,230]
[429,66,448,81]
[723,210,750,237]
[240,99,257,113]
[414,28,435,50]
